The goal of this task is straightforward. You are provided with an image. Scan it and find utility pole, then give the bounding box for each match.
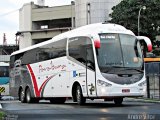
[138,6,146,36]
[3,33,7,46]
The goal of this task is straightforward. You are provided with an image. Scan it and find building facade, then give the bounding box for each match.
[17,2,75,49]
[75,0,122,27]
[17,0,122,49]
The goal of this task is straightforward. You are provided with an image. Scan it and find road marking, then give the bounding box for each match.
[0,104,2,109]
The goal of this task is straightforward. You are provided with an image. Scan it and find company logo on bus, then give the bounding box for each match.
[39,61,66,73]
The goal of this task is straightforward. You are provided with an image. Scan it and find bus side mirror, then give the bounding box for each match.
[134,39,139,57]
[136,36,152,52]
[94,40,101,49]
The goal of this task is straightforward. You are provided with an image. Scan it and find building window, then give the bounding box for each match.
[41,25,48,29]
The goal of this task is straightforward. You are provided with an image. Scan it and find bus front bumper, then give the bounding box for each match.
[97,86,146,97]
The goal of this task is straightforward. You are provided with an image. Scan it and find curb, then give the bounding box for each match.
[125,98,160,103]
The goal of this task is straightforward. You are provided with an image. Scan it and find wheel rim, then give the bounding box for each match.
[20,90,25,101]
[26,89,31,102]
[76,87,81,103]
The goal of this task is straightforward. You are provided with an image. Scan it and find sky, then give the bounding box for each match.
[0,0,72,45]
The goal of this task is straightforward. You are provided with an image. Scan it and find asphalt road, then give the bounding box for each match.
[0,99,160,120]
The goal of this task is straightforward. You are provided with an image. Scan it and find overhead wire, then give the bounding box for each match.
[0,9,19,17]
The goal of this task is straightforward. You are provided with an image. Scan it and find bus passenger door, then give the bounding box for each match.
[86,46,96,97]
[68,36,96,97]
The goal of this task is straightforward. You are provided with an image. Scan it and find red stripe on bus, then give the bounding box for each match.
[27,64,55,97]
[27,64,40,97]
[39,75,54,94]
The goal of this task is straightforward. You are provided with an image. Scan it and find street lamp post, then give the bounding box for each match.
[138,6,146,36]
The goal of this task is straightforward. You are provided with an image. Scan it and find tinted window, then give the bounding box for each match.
[11,38,67,65]
[97,33,143,74]
[86,46,95,70]
[37,38,67,62]
[22,49,38,65]
[68,37,95,70]
[10,56,15,68]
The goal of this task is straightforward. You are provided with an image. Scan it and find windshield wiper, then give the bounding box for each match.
[101,66,143,73]
[111,66,123,68]
[123,68,143,73]
[102,66,123,73]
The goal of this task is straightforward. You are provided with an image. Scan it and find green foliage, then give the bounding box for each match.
[109,0,160,43]
[0,111,5,119]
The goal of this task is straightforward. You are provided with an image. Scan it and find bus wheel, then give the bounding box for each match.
[50,98,66,104]
[26,88,33,103]
[20,89,26,103]
[76,85,86,105]
[114,97,123,106]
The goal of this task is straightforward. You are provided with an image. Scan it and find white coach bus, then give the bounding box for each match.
[10,23,152,105]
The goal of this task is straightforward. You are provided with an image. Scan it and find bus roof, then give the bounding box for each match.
[11,23,135,56]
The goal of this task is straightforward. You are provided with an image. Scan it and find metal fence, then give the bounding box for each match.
[145,62,160,100]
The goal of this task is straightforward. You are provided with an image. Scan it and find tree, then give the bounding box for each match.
[109,0,160,43]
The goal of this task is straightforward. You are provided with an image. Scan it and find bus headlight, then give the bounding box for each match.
[97,80,112,87]
[138,81,146,87]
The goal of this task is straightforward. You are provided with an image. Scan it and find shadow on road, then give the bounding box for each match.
[37,100,146,108]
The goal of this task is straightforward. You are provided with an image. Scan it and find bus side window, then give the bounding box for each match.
[68,37,87,65]
[38,51,49,61]
[21,50,37,65]
[10,56,15,68]
[37,38,67,61]
[86,46,95,70]
[68,37,95,70]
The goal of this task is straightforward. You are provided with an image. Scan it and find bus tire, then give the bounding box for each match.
[50,98,66,104]
[20,89,26,103]
[26,88,33,103]
[114,97,123,106]
[76,85,86,105]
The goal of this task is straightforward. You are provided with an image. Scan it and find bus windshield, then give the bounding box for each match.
[97,33,143,74]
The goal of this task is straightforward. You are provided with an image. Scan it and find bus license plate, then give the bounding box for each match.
[122,89,130,93]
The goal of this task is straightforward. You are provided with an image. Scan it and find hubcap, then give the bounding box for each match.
[26,91,30,102]
[77,88,80,102]
[21,90,24,101]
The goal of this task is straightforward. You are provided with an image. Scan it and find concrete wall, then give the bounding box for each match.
[19,2,33,49]
[75,0,122,27]
[19,33,32,49]
[19,2,33,31]
[32,5,74,21]
[31,29,69,40]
